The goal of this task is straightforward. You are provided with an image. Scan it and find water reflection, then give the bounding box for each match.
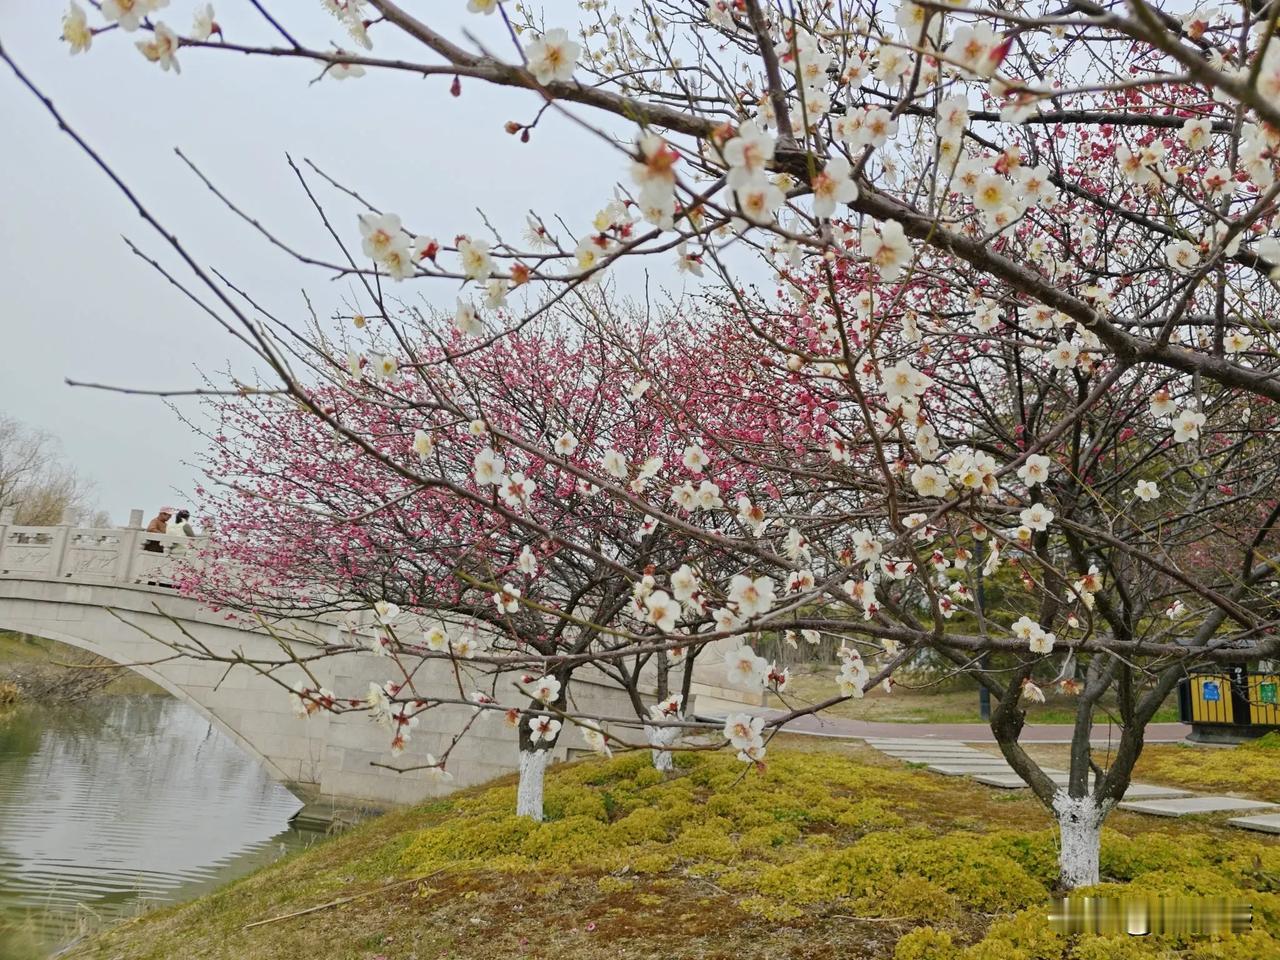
[0,697,323,957]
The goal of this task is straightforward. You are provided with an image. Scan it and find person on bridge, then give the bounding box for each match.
[167,510,195,539]
[143,508,173,553]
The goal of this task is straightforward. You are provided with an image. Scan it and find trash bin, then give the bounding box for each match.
[1248,674,1280,726]
[1180,664,1280,742]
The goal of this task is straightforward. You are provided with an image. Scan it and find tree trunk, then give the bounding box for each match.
[644,722,679,773]
[1053,791,1107,889]
[516,746,552,820]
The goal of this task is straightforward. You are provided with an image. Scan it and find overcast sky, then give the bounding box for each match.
[1,2,653,524]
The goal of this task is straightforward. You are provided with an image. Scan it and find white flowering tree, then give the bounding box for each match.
[7,0,1279,885]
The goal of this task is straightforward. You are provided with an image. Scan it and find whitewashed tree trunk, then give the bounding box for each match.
[516,747,552,820]
[1053,791,1108,889]
[644,722,680,773]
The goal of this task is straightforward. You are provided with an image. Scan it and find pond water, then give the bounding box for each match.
[0,696,324,958]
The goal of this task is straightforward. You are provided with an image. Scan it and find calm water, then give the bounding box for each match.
[0,696,324,958]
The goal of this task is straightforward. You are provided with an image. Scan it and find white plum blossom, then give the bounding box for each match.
[493,583,521,613]
[517,545,538,575]
[671,564,700,602]
[473,447,505,485]
[682,444,710,472]
[329,59,365,80]
[1021,679,1046,703]
[191,3,218,40]
[454,299,483,336]
[102,0,165,32]
[580,723,612,757]
[525,28,580,85]
[602,449,628,479]
[694,479,723,510]
[137,21,181,72]
[785,526,811,562]
[468,0,500,13]
[499,472,536,508]
[553,431,578,456]
[728,573,775,618]
[949,23,1007,78]
[644,590,680,632]
[811,155,859,217]
[1149,390,1177,419]
[736,179,785,222]
[1020,502,1055,531]
[836,651,870,698]
[852,529,883,565]
[1179,117,1213,150]
[374,600,400,624]
[723,711,766,761]
[1048,340,1080,370]
[526,675,561,704]
[911,464,948,497]
[862,220,913,281]
[675,242,703,276]
[359,213,403,261]
[1224,330,1255,354]
[412,429,434,459]
[1017,454,1052,487]
[725,644,770,689]
[882,359,932,403]
[723,121,776,190]
[62,2,92,53]
[723,713,764,750]
[451,631,483,659]
[424,626,448,652]
[528,715,562,743]
[1012,615,1056,653]
[1164,239,1200,272]
[457,236,494,281]
[1172,409,1206,443]
[1134,479,1160,502]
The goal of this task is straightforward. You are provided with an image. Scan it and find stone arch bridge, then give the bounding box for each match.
[0,518,748,808]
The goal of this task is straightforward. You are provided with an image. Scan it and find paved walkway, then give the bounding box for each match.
[704,705,1279,833]
[752,708,1191,744]
[858,736,1279,834]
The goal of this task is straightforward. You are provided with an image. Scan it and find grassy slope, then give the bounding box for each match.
[66,737,1280,960]
[975,733,1280,800]
[0,632,162,695]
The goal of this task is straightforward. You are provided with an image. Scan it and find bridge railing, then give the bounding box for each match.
[0,520,205,590]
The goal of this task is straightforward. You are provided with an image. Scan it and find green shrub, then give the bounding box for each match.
[960,909,1064,960]
[894,927,959,960]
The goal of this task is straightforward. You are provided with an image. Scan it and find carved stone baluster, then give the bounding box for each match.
[0,507,12,576]
[116,528,141,584]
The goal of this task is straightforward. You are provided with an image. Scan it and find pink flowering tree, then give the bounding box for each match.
[8,0,1279,883]
[185,301,823,816]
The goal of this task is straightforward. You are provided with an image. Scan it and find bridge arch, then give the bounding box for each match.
[0,520,735,807]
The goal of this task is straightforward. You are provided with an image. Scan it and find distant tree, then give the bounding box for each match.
[0,414,98,526]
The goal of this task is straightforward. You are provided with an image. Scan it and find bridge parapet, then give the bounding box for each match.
[0,519,202,591]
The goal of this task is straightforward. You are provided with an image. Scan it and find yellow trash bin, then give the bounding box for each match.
[1190,675,1234,724]
[1249,675,1280,726]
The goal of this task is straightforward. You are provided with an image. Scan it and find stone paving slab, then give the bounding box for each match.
[1117,784,1198,800]
[1227,814,1280,834]
[879,749,990,759]
[865,742,962,752]
[1118,796,1277,817]
[970,775,1194,800]
[971,771,1070,788]
[876,744,985,752]
[926,763,1019,776]
[889,758,994,766]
